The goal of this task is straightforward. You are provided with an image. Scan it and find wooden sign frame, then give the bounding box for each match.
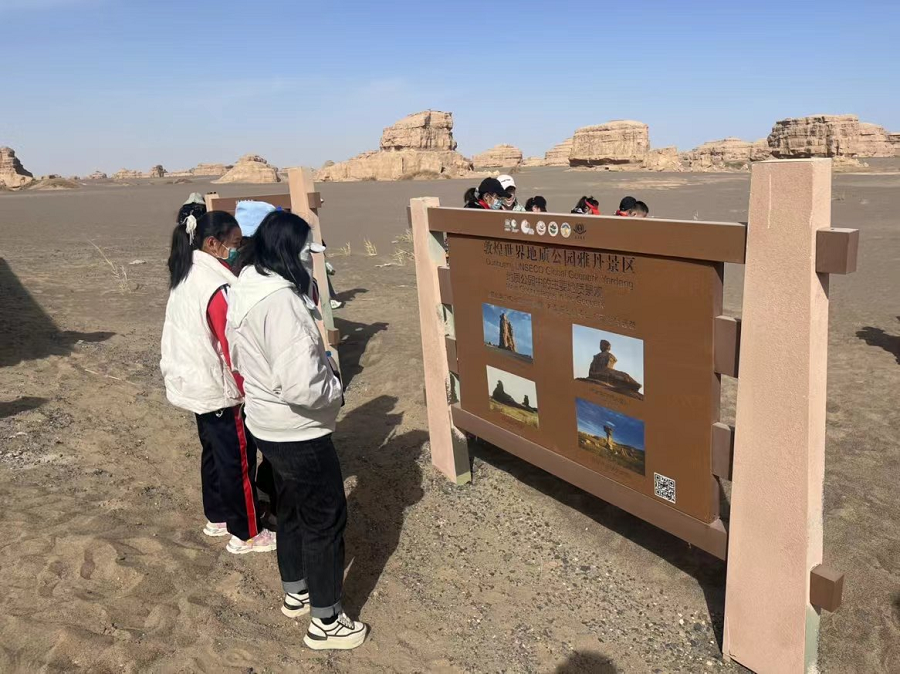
[411,159,857,673]
[204,169,341,367]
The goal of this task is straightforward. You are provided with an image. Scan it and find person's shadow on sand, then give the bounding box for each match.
[0,258,113,367]
[856,318,900,365]
[336,395,427,616]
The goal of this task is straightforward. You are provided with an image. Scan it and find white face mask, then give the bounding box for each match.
[298,237,326,283]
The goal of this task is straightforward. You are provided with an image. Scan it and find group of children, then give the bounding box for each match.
[463,176,650,219]
[160,194,368,651]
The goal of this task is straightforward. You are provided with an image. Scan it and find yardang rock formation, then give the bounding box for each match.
[0,147,34,188]
[214,154,280,184]
[317,110,474,182]
[473,144,523,169]
[569,121,650,166]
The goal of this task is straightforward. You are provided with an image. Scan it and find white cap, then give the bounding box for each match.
[498,174,516,191]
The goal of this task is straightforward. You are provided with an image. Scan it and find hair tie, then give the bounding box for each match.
[185,214,198,243]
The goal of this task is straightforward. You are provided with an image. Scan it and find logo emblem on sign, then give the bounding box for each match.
[520,219,534,235]
[510,219,519,233]
[548,221,559,237]
[573,223,586,235]
[561,223,572,238]
[504,218,512,232]
[536,220,546,235]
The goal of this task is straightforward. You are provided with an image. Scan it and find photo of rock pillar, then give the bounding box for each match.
[483,303,534,364]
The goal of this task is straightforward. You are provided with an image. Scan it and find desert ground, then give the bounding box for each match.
[0,164,898,673]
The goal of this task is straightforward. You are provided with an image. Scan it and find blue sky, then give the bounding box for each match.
[573,324,643,393]
[487,365,537,409]
[3,1,899,175]
[483,303,533,357]
[576,398,644,452]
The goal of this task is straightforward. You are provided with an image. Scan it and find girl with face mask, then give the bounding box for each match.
[226,211,367,651]
[464,177,509,209]
[161,204,276,555]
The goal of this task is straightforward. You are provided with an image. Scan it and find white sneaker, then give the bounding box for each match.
[330,299,344,310]
[203,521,229,537]
[226,529,277,554]
[303,612,368,650]
[281,591,310,618]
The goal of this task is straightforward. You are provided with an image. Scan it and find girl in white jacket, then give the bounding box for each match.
[227,211,368,651]
[160,203,276,555]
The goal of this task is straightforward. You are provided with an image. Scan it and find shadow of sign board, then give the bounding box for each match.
[446,216,723,525]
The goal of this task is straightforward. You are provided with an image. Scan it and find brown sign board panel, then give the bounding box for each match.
[429,207,747,264]
[444,210,725,524]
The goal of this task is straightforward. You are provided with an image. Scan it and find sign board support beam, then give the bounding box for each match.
[410,198,472,484]
[723,159,837,673]
[288,168,341,370]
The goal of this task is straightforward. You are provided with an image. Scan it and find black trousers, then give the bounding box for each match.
[196,405,261,541]
[256,434,347,619]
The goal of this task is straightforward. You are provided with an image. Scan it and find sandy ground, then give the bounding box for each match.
[0,166,897,673]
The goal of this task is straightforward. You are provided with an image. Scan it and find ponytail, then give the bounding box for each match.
[167,209,239,289]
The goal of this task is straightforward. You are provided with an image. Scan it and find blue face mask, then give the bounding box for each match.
[490,197,504,210]
[226,248,239,265]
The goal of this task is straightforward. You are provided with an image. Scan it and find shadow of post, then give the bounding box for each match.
[335,395,427,617]
[0,258,114,367]
[333,316,388,390]
[471,441,728,649]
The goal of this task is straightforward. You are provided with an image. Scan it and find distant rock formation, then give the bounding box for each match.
[379,110,457,151]
[890,133,900,156]
[569,121,649,166]
[113,168,143,180]
[87,170,108,180]
[0,146,34,188]
[545,137,573,166]
[498,313,516,352]
[679,137,771,170]
[148,164,166,178]
[644,146,684,172]
[192,163,231,176]
[856,123,895,157]
[522,156,546,167]
[473,144,523,169]
[214,154,280,184]
[767,115,860,158]
[317,110,474,182]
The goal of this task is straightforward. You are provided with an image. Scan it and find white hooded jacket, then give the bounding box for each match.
[160,250,243,414]
[226,266,342,442]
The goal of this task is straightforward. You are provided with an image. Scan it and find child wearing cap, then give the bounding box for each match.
[498,175,526,212]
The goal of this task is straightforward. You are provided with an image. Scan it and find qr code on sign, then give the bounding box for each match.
[654,473,676,503]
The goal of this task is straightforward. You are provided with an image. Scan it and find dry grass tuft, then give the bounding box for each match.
[332,242,352,257]
[392,229,414,245]
[391,247,415,266]
[364,239,378,256]
[88,240,130,292]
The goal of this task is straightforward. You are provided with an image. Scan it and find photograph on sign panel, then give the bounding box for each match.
[486,365,539,428]
[573,324,644,400]
[576,398,645,475]
[483,303,534,364]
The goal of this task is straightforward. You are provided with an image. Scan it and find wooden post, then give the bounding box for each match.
[723,159,832,673]
[410,198,471,484]
[288,168,340,370]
